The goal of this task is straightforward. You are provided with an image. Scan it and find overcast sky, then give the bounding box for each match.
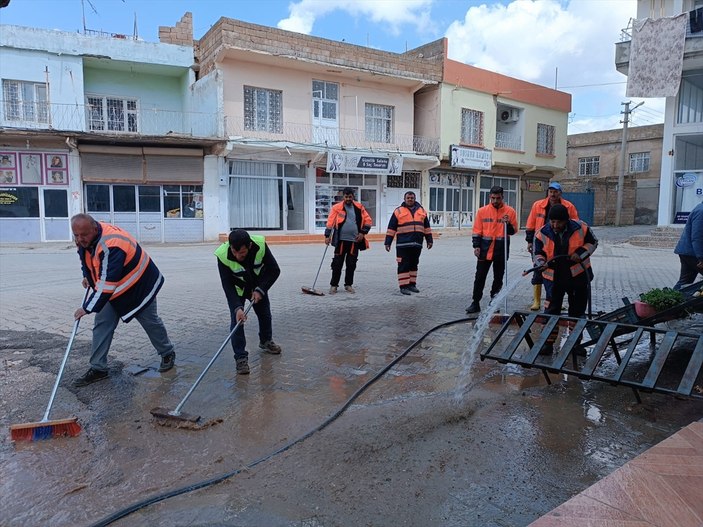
[0,0,665,134]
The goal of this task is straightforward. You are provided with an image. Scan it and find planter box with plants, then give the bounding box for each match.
[635,287,685,318]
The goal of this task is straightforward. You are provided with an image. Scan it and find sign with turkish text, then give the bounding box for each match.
[450,145,492,170]
[326,152,403,175]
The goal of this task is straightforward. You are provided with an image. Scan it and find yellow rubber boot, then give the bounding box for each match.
[530,284,542,311]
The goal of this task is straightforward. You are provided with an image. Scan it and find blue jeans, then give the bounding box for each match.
[230,295,273,360]
[90,299,174,371]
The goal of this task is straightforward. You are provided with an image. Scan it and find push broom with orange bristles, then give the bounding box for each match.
[10,291,87,441]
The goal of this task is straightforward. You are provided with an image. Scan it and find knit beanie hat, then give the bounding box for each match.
[548,204,569,221]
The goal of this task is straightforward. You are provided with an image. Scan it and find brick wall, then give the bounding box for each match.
[159,12,193,47]
[196,17,443,81]
[558,176,637,225]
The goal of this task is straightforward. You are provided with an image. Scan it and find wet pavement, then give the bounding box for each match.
[1,226,701,526]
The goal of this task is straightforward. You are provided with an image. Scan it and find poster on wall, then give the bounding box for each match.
[326,152,403,175]
[674,171,703,223]
[0,152,17,184]
[20,153,43,184]
[45,154,68,185]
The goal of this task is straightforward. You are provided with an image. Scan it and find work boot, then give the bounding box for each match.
[344,285,356,294]
[158,352,175,372]
[329,286,338,294]
[530,284,542,311]
[235,358,250,375]
[465,301,480,314]
[406,285,420,293]
[259,340,282,355]
[400,287,412,295]
[73,368,108,387]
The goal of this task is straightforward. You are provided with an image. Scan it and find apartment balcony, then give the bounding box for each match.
[495,131,522,151]
[225,116,440,156]
[0,101,222,139]
[615,17,703,75]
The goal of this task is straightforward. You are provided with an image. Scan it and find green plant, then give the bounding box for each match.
[638,287,685,312]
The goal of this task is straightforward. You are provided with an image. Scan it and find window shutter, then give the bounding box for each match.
[145,155,203,183]
[81,153,143,182]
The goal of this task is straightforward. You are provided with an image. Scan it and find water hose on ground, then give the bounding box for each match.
[91,315,480,527]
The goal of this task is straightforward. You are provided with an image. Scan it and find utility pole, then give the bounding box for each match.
[615,100,643,225]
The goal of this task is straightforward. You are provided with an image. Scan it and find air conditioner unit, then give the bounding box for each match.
[500,109,519,123]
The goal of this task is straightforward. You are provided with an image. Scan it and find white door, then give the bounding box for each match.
[312,80,339,145]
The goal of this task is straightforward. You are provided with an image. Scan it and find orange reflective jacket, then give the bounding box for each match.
[384,202,432,249]
[525,197,579,243]
[534,220,597,282]
[472,203,518,260]
[324,200,372,249]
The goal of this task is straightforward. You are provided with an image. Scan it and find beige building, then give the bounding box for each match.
[558,124,664,225]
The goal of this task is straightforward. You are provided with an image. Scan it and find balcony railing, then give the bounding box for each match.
[620,15,703,42]
[226,116,440,156]
[0,100,223,138]
[495,131,522,151]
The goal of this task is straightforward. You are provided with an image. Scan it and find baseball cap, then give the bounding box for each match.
[548,182,562,191]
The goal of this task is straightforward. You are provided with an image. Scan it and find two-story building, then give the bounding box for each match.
[615,0,703,225]
[0,13,223,243]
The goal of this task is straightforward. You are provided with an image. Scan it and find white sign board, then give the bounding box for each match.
[450,145,492,170]
[327,152,403,175]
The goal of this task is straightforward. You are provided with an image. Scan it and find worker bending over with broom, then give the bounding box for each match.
[71,214,176,387]
[215,229,281,375]
[533,204,598,355]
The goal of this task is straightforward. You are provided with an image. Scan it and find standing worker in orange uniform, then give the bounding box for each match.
[466,186,518,314]
[324,187,373,294]
[384,191,433,295]
[525,182,579,311]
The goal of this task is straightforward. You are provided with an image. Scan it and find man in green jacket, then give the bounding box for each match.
[215,229,282,375]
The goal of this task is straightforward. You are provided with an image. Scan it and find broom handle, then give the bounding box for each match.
[42,288,89,422]
[504,221,508,313]
[173,302,254,416]
[310,243,329,291]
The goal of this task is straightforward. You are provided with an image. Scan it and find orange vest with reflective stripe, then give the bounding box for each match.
[535,221,595,281]
[472,203,518,260]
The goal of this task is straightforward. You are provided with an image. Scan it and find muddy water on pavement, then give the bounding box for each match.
[2,321,702,526]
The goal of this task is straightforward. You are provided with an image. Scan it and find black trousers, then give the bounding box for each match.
[396,246,422,288]
[472,258,505,302]
[330,241,358,287]
[545,280,589,317]
[674,255,703,290]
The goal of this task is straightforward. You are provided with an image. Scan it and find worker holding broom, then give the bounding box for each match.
[525,182,579,311]
[324,187,373,294]
[215,229,282,375]
[71,214,176,387]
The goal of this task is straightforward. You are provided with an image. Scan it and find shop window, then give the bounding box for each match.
[0,186,39,217]
[164,185,203,218]
[43,189,68,217]
[479,177,517,209]
[138,185,161,213]
[113,185,136,212]
[86,184,110,212]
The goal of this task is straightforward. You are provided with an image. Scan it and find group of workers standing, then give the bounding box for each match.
[68,184,702,385]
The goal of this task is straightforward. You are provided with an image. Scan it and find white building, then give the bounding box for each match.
[615,0,703,225]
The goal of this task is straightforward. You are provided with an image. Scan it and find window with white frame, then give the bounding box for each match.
[2,80,48,123]
[365,103,393,143]
[244,86,282,133]
[87,96,138,132]
[578,156,600,176]
[629,152,650,173]
[461,108,484,146]
[536,123,555,155]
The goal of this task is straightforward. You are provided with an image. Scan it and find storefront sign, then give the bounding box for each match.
[326,152,403,175]
[676,173,697,188]
[0,189,19,205]
[450,145,492,170]
[674,211,690,224]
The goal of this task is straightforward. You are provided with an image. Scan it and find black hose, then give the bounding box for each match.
[90,315,479,527]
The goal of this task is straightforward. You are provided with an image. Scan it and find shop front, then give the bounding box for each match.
[0,149,72,242]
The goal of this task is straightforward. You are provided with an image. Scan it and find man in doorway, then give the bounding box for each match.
[384,191,433,294]
[215,229,282,375]
[525,182,579,311]
[466,186,518,314]
[324,187,373,294]
[71,214,175,387]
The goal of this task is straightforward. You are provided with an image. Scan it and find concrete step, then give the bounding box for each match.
[629,226,682,248]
